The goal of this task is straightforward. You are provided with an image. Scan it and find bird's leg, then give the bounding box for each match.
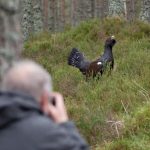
[85,72,90,82]
[96,74,100,80]
[100,70,103,76]
[110,60,114,71]
[92,70,96,79]
[108,60,114,76]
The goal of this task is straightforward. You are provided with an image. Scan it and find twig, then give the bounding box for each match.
[121,100,129,114]
[106,120,124,138]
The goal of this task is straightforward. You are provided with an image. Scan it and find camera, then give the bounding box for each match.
[49,96,56,106]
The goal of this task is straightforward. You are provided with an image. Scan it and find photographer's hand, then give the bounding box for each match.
[41,92,69,124]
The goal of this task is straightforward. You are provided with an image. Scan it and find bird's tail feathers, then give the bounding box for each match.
[68,48,84,69]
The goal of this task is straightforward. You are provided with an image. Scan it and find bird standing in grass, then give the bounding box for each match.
[97,35,116,74]
[68,36,116,80]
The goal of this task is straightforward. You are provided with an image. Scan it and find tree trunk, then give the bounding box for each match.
[140,0,150,22]
[71,0,78,26]
[95,0,109,18]
[126,0,136,21]
[78,0,92,21]
[95,0,101,18]
[123,0,127,19]
[42,0,49,31]
[32,0,43,33]
[91,0,95,18]
[21,0,34,40]
[56,0,61,31]
[101,0,109,18]
[108,0,125,17]
[0,0,23,83]
[61,0,66,30]
[77,0,85,22]
[49,0,57,31]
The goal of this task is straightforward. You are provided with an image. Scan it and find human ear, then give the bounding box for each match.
[40,92,49,115]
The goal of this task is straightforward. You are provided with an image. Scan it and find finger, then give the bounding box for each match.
[46,104,57,118]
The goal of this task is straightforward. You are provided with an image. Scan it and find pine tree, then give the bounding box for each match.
[108,0,125,17]
[32,0,43,33]
[140,0,150,22]
[71,0,78,26]
[49,0,57,31]
[60,0,66,30]
[21,0,33,40]
[0,0,22,83]
[42,0,49,31]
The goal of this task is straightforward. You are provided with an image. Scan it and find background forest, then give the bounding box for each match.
[20,0,150,39]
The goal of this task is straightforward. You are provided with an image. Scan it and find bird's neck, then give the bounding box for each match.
[104,45,112,54]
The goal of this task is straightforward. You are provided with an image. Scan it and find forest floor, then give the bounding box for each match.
[24,18,150,150]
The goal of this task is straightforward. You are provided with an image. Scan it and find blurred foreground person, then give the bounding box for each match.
[0,60,89,150]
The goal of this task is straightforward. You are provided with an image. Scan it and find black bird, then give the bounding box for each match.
[68,36,116,79]
[97,35,116,74]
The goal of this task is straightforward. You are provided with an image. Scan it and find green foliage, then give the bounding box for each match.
[23,18,150,150]
[105,105,150,150]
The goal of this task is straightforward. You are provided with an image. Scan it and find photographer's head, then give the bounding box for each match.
[2,60,52,102]
[2,60,68,123]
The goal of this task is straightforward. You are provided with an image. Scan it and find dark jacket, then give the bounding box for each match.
[0,92,89,150]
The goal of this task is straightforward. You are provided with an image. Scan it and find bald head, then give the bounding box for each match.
[2,60,52,101]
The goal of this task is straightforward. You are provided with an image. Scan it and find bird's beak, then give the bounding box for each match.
[111,35,115,40]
